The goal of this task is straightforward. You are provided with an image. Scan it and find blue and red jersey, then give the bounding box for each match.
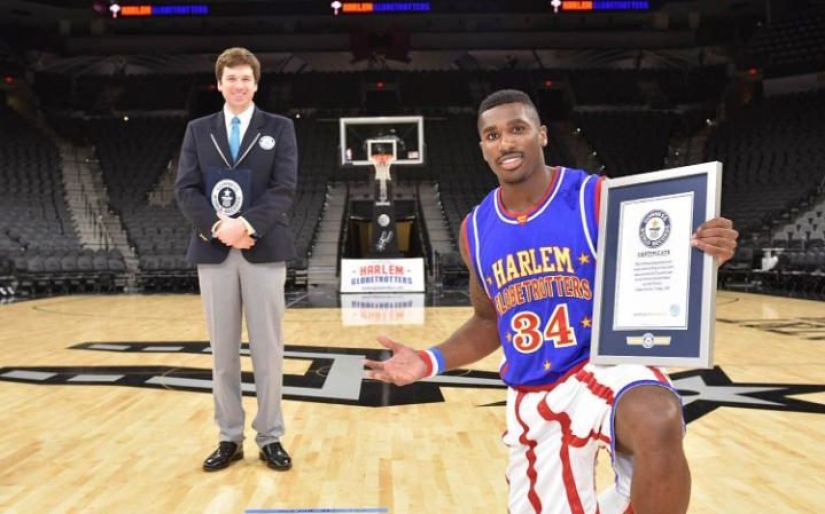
[464,167,604,388]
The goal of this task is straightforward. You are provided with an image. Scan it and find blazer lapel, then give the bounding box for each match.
[212,112,231,163]
[233,108,264,166]
[240,108,265,153]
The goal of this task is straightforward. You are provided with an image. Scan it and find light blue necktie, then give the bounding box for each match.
[229,116,241,162]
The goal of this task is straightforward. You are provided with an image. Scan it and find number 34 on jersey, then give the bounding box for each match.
[508,305,583,353]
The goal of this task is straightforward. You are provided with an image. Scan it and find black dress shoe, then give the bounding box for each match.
[259,442,292,471]
[203,441,243,472]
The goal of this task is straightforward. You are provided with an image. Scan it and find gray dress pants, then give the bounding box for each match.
[197,249,286,448]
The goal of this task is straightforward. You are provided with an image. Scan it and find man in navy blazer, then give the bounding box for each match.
[175,47,297,472]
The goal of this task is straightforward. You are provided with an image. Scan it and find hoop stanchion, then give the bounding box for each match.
[369,154,400,257]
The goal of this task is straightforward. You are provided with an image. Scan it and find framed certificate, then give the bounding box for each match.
[590,161,722,368]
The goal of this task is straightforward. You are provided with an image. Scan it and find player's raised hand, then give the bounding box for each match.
[364,335,429,386]
[691,217,739,266]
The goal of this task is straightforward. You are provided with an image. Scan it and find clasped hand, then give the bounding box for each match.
[214,213,255,250]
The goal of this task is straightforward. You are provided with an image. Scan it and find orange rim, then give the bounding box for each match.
[371,154,394,167]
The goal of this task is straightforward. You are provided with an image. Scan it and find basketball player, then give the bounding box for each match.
[365,89,739,514]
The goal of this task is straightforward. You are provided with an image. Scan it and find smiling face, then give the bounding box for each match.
[478,102,548,186]
[217,64,258,115]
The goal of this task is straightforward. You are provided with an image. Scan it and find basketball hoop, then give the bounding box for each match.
[370,153,394,182]
[371,153,394,169]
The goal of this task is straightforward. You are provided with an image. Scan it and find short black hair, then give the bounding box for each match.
[477,89,540,126]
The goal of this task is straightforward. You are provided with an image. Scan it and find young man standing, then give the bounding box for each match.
[175,47,297,472]
[366,89,739,513]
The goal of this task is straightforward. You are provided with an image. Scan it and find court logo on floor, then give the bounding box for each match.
[0,342,823,423]
[717,316,825,340]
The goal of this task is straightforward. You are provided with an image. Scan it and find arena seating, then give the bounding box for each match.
[742,9,825,77]
[705,89,825,241]
[0,108,128,294]
[709,89,825,297]
[569,69,646,105]
[3,59,823,298]
[575,110,675,177]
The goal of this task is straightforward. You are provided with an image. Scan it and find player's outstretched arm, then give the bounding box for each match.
[433,222,501,369]
[364,217,501,386]
[691,216,739,266]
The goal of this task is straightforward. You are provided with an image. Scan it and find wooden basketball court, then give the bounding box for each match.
[0,290,823,513]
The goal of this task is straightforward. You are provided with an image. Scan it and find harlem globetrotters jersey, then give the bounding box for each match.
[465,167,604,388]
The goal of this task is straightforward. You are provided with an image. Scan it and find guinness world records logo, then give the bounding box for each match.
[210,179,244,216]
[639,209,671,248]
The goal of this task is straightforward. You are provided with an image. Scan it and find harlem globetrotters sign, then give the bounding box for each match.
[340,258,425,293]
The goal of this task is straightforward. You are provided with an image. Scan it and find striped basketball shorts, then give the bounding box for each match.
[502,362,680,514]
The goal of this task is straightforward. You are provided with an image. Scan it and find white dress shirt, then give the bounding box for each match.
[223,103,255,145]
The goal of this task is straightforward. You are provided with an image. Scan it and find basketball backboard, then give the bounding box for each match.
[339,116,424,166]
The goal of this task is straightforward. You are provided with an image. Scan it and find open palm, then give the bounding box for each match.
[364,336,429,386]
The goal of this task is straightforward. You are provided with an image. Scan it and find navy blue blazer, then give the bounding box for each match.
[175,107,298,264]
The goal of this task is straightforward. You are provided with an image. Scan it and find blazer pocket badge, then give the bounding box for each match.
[259,135,276,150]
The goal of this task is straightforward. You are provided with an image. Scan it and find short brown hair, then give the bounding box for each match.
[215,47,261,83]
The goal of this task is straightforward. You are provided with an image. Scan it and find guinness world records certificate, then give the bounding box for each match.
[590,162,722,368]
